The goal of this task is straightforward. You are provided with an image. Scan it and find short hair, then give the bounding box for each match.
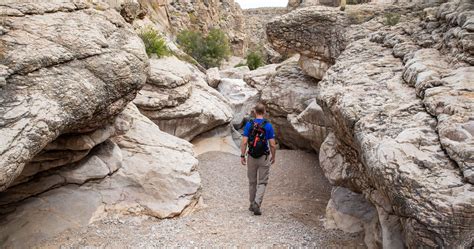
[255,103,266,115]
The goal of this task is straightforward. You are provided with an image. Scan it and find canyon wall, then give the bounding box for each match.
[267,1,474,247]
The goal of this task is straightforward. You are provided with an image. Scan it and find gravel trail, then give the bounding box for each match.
[39,150,364,248]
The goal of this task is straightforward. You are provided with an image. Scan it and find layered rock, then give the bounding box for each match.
[261,61,329,151]
[0,104,201,247]
[0,2,202,246]
[0,1,148,191]
[265,2,474,247]
[267,6,349,79]
[134,56,233,141]
[242,8,288,63]
[217,78,259,128]
[167,0,247,56]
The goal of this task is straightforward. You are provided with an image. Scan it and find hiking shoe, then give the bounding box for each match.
[252,202,262,216]
[248,204,254,212]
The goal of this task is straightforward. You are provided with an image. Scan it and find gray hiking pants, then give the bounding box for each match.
[247,155,271,206]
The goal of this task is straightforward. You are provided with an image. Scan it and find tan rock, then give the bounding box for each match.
[0,1,148,191]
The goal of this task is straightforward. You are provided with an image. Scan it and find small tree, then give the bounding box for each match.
[245,51,264,70]
[139,27,170,58]
[176,29,231,68]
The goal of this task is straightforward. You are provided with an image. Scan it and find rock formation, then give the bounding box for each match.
[267,6,349,80]
[0,1,201,246]
[267,1,474,247]
[242,8,288,63]
[134,56,233,141]
[0,1,148,191]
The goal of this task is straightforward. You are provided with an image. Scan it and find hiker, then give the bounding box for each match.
[240,103,276,215]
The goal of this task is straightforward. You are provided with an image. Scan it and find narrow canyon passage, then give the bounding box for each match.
[39,150,364,247]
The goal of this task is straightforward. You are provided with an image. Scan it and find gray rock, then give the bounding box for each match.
[136,57,233,141]
[206,67,221,88]
[0,1,149,191]
[217,78,259,128]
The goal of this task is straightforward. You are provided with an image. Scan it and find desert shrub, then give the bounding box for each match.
[139,27,170,58]
[384,13,401,26]
[245,51,264,70]
[177,28,231,68]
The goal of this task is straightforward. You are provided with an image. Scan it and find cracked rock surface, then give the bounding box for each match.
[266,1,474,247]
[0,1,149,191]
[0,104,201,247]
[135,56,234,141]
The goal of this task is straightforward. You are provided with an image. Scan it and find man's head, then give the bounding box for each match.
[254,103,266,116]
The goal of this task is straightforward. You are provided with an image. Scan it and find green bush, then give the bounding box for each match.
[139,27,170,58]
[245,51,264,70]
[177,29,231,68]
[384,13,401,26]
[234,62,246,68]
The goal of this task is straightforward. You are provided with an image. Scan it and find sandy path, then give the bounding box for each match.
[40,150,364,248]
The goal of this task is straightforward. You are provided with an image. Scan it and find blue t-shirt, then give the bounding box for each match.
[243,119,275,140]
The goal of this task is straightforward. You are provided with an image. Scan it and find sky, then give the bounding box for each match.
[234,0,288,9]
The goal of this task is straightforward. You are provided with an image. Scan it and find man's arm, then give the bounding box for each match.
[269,138,276,164]
[240,136,248,165]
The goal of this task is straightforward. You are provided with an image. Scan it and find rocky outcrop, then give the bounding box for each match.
[267,6,349,79]
[261,60,329,151]
[0,104,201,247]
[134,56,233,141]
[288,0,341,9]
[325,187,380,249]
[0,2,202,246]
[0,1,148,191]
[167,0,247,56]
[242,8,288,62]
[218,78,259,128]
[267,1,474,247]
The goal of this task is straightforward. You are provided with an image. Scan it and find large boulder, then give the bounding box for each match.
[261,61,328,150]
[133,57,233,141]
[217,78,259,128]
[0,1,148,191]
[0,104,201,247]
[266,6,349,79]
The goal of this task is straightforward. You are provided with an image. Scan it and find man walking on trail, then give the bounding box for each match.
[240,103,276,216]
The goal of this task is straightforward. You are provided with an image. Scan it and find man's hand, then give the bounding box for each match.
[241,156,247,166]
[269,138,276,165]
[270,155,275,165]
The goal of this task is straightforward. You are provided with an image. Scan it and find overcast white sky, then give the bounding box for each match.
[235,0,288,9]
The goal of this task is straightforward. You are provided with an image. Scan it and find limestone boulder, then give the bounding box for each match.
[266,6,349,79]
[219,66,251,79]
[261,61,327,150]
[206,67,221,88]
[136,57,233,141]
[243,63,278,91]
[0,1,149,191]
[325,187,380,249]
[0,104,202,247]
[217,78,259,128]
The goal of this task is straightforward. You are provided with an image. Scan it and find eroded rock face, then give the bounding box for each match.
[267,1,474,247]
[267,6,349,80]
[261,61,329,150]
[134,56,233,141]
[0,1,149,191]
[242,8,288,63]
[0,104,201,247]
[217,78,259,128]
[167,0,247,56]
